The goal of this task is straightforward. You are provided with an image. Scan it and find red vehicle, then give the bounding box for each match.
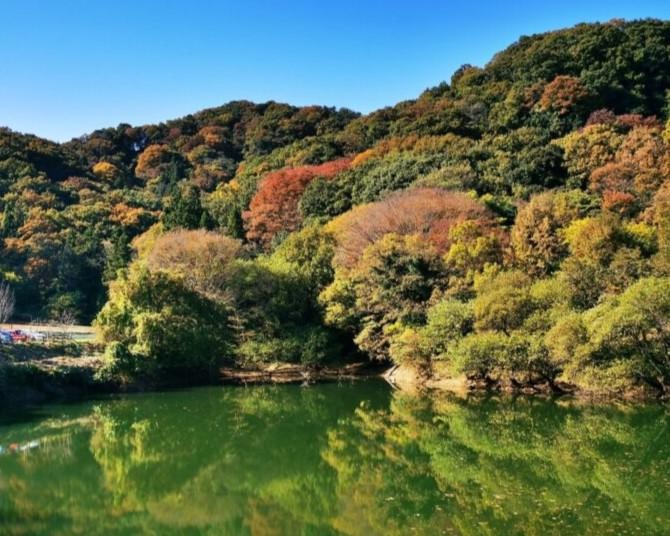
[9,330,29,343]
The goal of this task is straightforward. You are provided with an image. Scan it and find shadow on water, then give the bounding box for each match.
[0,380,668,535]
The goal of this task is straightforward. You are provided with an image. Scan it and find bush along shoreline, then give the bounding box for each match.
[90,218,670,401]
[2,341,668,405]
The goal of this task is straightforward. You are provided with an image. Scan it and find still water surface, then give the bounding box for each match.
[0,381,669,535]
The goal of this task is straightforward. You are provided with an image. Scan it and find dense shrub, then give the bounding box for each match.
[449,332,553,384]
[97,267,233,379]
[572,277,670,391]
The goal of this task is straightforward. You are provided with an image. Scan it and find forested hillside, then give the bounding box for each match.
[4,19,670,393]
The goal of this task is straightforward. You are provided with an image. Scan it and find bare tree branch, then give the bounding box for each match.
[0,282,15,323]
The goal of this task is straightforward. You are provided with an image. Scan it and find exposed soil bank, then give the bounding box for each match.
[220,361,385,385]
[2,345,667,407]
[0,352,385,407]
[383,363,669,401]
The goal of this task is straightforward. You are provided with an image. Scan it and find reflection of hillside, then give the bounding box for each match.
[0,383,390,534]
[323,392,670,536]
[0,384,668,535]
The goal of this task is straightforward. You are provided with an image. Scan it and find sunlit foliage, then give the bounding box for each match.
[3,19,670,392]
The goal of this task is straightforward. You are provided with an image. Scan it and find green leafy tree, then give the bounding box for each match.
[472,270,535,334]
[161,183,205,230]
[103,230,131,282]
[97,267,233,379]
[321,234,448,360]
[575,277,670,392]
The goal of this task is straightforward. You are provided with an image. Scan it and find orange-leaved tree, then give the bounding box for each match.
[326,188,497,269]
[243,157,351,248]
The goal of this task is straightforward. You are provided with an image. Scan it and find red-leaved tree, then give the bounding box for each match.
[243,157,351,248]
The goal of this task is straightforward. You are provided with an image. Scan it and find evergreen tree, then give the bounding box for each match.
[162,183,204,230]
[104,231,131,282]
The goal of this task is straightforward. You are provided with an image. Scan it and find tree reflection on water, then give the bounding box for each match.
[0,383,668,535]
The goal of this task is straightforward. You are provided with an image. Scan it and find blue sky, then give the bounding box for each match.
[2,0,670,142]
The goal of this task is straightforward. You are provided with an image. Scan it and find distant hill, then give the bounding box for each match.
[1,18,669,324]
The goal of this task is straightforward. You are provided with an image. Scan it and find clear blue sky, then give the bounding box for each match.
[2,0,670,142]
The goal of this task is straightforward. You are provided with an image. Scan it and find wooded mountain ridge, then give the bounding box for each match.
[3,19,670,393]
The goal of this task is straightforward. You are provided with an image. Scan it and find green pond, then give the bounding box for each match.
[0,381,669,535]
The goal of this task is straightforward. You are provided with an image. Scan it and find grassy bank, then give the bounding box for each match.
[0,341,112,405]
[0,342,380,406]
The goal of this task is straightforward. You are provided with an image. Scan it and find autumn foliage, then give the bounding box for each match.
[4,20,670,393]
[588,126,670,212]
[135,144,176,180]
[146,229,241,300]
[92,161,122,183]
[536,75,590,116]
[326,188,497,268]
[243,157,352,247]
